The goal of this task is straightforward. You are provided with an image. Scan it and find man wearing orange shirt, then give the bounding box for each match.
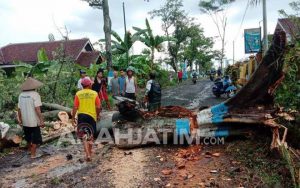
[72,77,101,161]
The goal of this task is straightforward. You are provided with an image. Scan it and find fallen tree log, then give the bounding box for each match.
[42,103,72,115]
[103,29,289,150]
[0,127,23,150]
[42,110,61,120]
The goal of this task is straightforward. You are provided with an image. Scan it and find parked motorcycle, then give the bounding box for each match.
[212,77,237,98]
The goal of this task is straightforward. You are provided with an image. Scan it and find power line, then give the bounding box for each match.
[234,0,250,41]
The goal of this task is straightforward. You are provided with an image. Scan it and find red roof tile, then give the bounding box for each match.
[277,18,300,37]
[0,38,90,64]
[76,51,101,67]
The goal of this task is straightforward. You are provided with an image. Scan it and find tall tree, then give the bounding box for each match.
[181,23,215,72]
[133,19,172,69]
[81,0,112,71]
[149,0,187,72]
[199,0,234,70]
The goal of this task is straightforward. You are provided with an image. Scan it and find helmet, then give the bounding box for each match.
[126,66,135,72]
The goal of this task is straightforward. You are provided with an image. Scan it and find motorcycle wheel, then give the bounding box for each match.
[226,90,235,98]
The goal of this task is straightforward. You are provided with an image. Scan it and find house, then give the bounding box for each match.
[275,17,300,42]
[0,38,103,70]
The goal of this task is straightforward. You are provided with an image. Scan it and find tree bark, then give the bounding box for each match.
[42,103,72,114]
[225,30,286,109]
[42,110,61,120]
[102,0,112,71]
[151,46,155,69]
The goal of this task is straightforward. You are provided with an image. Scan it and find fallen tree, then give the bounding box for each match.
[42,103,72,114]
[107,30,289,150]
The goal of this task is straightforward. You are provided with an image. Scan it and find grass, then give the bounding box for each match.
[50,177,62,185]
[226,137,293,187]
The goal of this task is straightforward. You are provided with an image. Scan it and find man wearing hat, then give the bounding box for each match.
[17,77,45,159]
[77,70,88,90]
[72,77,101,161]
[125,66,138,100]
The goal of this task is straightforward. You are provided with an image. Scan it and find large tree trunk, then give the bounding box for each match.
[42,103,72,114]
[102,0,112,71]
[109,30,288,150]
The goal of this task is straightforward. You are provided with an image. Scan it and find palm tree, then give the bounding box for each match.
[133,18,173,69]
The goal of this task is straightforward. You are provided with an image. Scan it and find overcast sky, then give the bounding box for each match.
[0,0,294,62]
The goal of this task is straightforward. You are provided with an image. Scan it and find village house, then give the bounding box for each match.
[275,17,300,43]
[0,38,103,72]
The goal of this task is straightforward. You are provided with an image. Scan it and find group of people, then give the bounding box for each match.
[77,67,162,112]
[14,66,162,160]
[77,67,138,110]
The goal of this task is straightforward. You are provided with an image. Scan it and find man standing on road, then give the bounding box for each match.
[77,70,88,90]
[118,69,126,96]
[125,66,138,100]
[17,77,45,159]
[72,77,101,162]
[110,70,120,97]
[144,72,162,112]
[178,70,183,83]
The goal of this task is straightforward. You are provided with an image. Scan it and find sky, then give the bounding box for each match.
[0,0,295,63]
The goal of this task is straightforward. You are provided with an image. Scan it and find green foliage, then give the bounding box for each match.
[275,1,300,110]
[133,18,175,69]
[199,0,235,13]
[275,41,300,110]
[37,48,49,63]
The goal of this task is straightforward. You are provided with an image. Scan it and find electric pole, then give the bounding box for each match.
[233,41,235,64]
[123,2,127,34]
[262,0,268,55]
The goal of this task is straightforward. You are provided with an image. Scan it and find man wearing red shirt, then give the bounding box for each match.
[178,70,183,83]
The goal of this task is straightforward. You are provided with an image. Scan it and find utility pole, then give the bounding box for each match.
[123,2,127,34]
[233,41,235,64]
[262,0,268,55]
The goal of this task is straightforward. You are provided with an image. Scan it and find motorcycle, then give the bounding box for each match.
[192,75,197,84]
[212,77,237,98]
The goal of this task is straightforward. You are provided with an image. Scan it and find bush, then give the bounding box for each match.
[275,40,300,110]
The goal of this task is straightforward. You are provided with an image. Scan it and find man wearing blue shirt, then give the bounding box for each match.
[118,69,126,96]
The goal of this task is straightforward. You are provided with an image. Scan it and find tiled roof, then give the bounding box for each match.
[277,18,300,37]
[76,51,101,67]
[0,38,90,64]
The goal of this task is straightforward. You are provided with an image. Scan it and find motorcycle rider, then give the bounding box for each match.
[223,75,232,89]
[191,70,198,84]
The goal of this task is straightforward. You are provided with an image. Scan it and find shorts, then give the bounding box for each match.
[77,114,97,140]
[23,126,43,145]
[125,92,136,100]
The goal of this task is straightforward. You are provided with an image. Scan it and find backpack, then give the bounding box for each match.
[148,80,161,103]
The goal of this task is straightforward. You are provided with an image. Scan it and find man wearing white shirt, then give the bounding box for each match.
[77,70,87,90]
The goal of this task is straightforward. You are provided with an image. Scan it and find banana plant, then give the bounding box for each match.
[133,18,175,69]
[14,48,54,77]
[99,30,145,66]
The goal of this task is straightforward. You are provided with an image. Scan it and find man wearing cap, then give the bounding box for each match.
[72,77,101,161]
[17,77,45,159]
[77,70,87,90]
